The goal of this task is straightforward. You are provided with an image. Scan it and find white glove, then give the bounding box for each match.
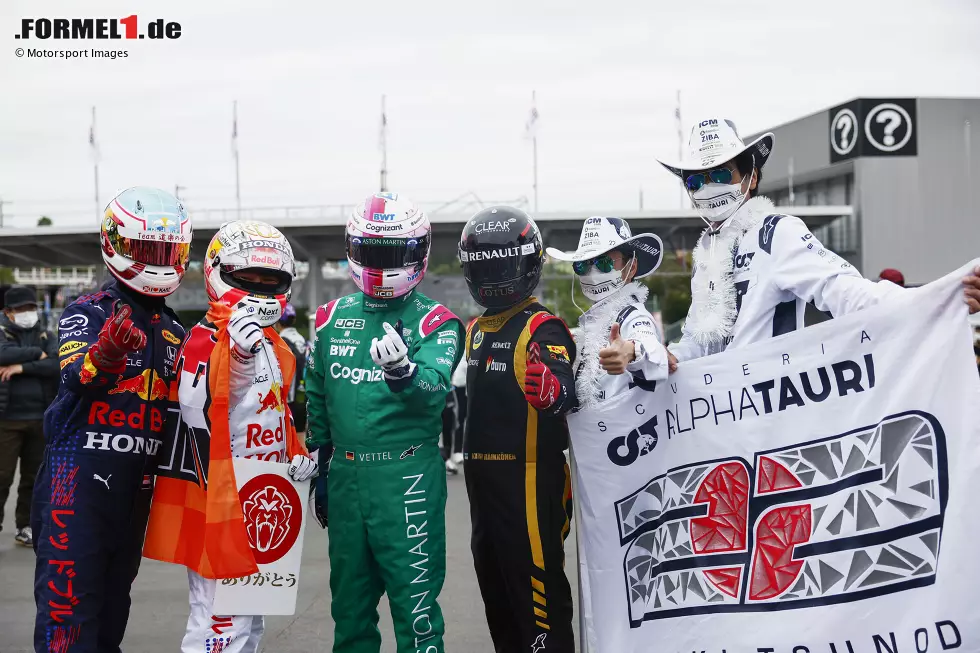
[288,454,318,482]
[370,321,416,380]
[228,305,265,357]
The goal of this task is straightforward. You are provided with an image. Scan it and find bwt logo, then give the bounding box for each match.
[614,411,947,626]
[371,212,397,221]
[16,16,182,40]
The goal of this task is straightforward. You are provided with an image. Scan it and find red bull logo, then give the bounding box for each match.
[109,369,171,402]
[150,376,171,402]
[109,370,149,398]
[255,382,284,414]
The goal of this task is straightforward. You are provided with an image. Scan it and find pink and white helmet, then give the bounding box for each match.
[346,192,430,299]
[203,220,295,327]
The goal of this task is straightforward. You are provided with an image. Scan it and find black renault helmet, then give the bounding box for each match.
[459,206,544,309]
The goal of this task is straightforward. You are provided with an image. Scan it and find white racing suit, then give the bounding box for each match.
[669,196,905,362]
[178,324,289,653]
[573,281,670,411]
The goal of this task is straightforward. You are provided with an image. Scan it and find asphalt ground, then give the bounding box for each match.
[0,467,581,652]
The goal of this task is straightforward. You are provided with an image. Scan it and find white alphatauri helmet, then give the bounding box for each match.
[346,192,430,299]
[100,187,192,296]
[203,220,295,327]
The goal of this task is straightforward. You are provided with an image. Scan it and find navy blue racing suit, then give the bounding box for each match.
[32,281,184,653]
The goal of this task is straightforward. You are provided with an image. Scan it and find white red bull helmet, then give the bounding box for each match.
[203,220,295,327]
[346,192,430,299]
[100,187,192,297]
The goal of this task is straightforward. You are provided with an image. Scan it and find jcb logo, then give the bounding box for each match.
[329,344,356,357]
[335,319,365,330]
[735,252,755,269]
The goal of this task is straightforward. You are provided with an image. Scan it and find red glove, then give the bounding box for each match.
[524,342,561,410]
[88,304,147,372]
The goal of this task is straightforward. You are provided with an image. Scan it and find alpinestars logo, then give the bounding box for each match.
[616,411,946,626]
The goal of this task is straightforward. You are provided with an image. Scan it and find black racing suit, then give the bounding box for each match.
[463,298,577,653]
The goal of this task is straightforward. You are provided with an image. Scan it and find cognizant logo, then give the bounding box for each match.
[330,362,382,385]
[15,16,182,40]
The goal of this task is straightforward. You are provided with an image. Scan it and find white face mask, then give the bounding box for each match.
[689,171,752,225]
[12,310,39,329]
[578,256,632,302]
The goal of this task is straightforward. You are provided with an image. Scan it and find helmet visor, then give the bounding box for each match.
[106,225,190,267]
[347,234,429,269]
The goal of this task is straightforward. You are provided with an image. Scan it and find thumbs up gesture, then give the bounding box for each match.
[598,323,635,376]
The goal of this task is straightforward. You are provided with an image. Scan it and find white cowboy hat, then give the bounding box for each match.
[657,117,774,178]
[546,216,663,278]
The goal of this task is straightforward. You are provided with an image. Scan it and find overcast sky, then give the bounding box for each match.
[2,0,979,226]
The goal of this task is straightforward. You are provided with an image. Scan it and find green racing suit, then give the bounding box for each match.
[306,290,463,653]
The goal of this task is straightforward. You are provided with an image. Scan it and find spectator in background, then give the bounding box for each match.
[878,268,906,287]
[275,303,309,436]
[0,286,58,547]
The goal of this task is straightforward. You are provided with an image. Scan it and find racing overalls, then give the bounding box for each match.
[463,297,577,653]
[32,281,183,652]
[306,290,462,653]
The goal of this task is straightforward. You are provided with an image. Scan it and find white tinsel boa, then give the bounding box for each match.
[686,196,775,348]
[573,281,648,411]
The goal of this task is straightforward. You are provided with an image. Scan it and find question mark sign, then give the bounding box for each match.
[876,109,902,146]
[837,114,853,149]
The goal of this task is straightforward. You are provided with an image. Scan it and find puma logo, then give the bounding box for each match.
[93,473,111,490]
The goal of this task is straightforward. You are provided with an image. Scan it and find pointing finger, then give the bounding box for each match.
[113,304,132,325]
[382,321,399,340]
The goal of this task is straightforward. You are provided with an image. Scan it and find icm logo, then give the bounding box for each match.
[699,119,719,127]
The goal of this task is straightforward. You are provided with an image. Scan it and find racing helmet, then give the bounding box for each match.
[346,192,430,299]
[459,206,543,309]
[100,187,192,297]
[203,220,295,327]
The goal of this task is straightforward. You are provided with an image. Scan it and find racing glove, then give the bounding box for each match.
[370,320,417,388]
[524,341,561,411]
[88,304,146,373]
[288,454,318,482]
[228,305,265,359]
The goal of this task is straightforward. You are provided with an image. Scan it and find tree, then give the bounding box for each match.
[37,216,52,226]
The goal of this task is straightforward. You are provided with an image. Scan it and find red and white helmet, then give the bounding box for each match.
[100,187,192,297]
[346,192,430,299]
[203,220,295,327]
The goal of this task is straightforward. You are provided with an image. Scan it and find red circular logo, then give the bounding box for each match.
[238,473,302,565]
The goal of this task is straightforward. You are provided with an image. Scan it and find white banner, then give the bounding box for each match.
[212,458,309,616]
[569,262,980,652]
